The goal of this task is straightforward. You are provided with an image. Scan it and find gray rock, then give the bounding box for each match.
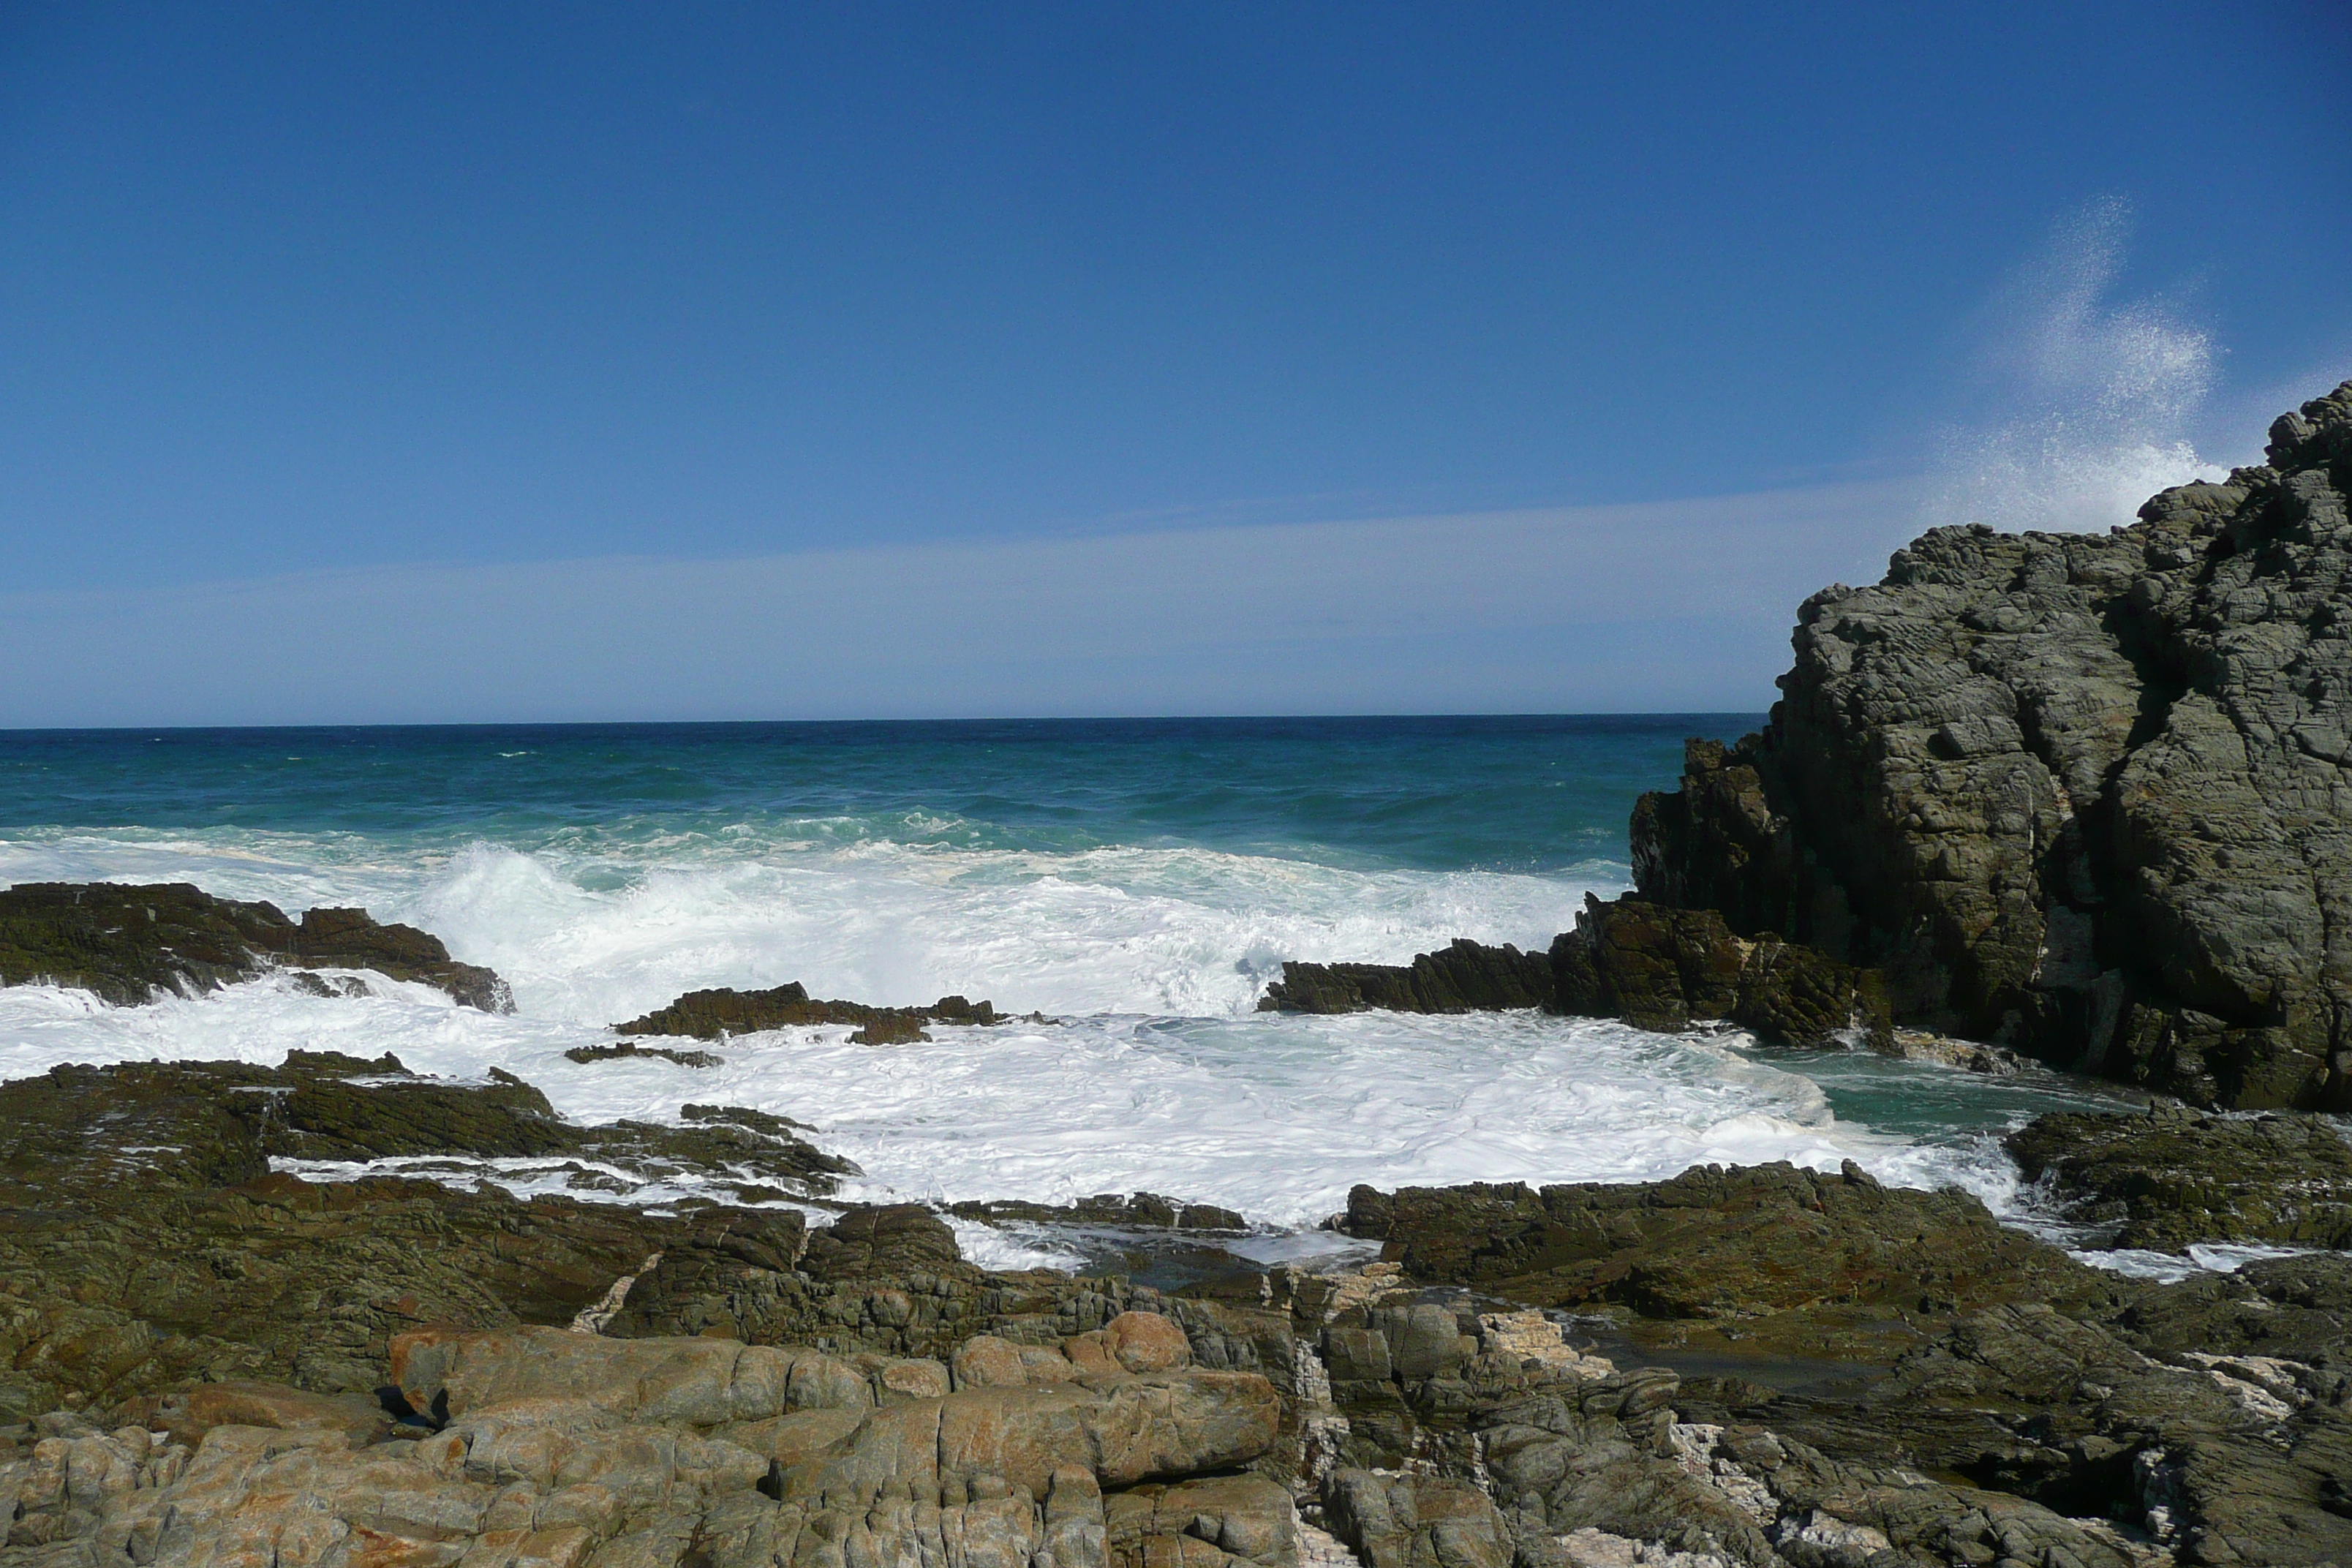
[1632,380,2352,1109]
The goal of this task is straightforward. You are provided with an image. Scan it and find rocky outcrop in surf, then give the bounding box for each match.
[614,983,1008,1044]
[0,881,510,1011]
[1633,381,2352,1109]
[1256,899,1887,1048]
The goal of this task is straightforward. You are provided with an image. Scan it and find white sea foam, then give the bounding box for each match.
[2069,1243,2318,1284]
[0,825,2034,1233]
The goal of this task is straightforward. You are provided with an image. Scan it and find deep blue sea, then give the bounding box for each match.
[0,716,2138,1267]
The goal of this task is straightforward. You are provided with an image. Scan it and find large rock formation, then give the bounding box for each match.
[1633,380,2352,1108]
[0,881,510,1011]
[1338,1161,2127,1367]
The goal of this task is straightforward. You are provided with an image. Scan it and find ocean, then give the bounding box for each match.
[0,716,2141,1270]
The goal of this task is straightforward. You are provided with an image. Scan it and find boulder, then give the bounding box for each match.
[1101,1311,1194,1373]
[388,1327,877,1427]
[766,1365,1281,1501]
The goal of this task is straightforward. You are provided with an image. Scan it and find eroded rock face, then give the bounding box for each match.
[0,881,510,1010]
[1548,896,1889,1049]
[2007,1103,2352,1251]
[1632,382,2352,1109]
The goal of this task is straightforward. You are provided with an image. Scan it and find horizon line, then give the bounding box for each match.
[0,710,1775,738]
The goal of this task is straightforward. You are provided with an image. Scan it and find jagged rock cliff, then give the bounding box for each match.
[1635,380,2352,1108]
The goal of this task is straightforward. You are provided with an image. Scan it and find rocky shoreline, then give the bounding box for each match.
[3,1041,2348,1567]
[8,384,2352,1567]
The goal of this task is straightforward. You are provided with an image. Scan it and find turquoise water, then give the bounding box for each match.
[0,715,1723,872]
[0,715,2125,1253]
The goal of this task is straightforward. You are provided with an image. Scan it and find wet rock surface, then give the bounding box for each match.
[1325,1175,2352,1566]
[2007,1104,2352,1251]
[10,1085,2352,1567]
[1633,382,2352,1110]
[1549,896,1889,1049]
[0,881,510,1010]
[565,1041,727,1069]
[613,983,1008,1043]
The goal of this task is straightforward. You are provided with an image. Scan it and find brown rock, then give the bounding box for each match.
[1101,1311,1193,1373]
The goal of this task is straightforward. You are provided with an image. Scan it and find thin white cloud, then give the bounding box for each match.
[0,483,1912,726]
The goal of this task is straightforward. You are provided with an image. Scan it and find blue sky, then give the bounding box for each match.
[1,2,2347,723]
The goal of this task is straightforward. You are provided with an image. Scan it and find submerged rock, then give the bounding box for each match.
[1632,382,2352,1109]
[2006,1102,2352,1251]
[0,880,510,1009]
[614,982,1003,1043]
